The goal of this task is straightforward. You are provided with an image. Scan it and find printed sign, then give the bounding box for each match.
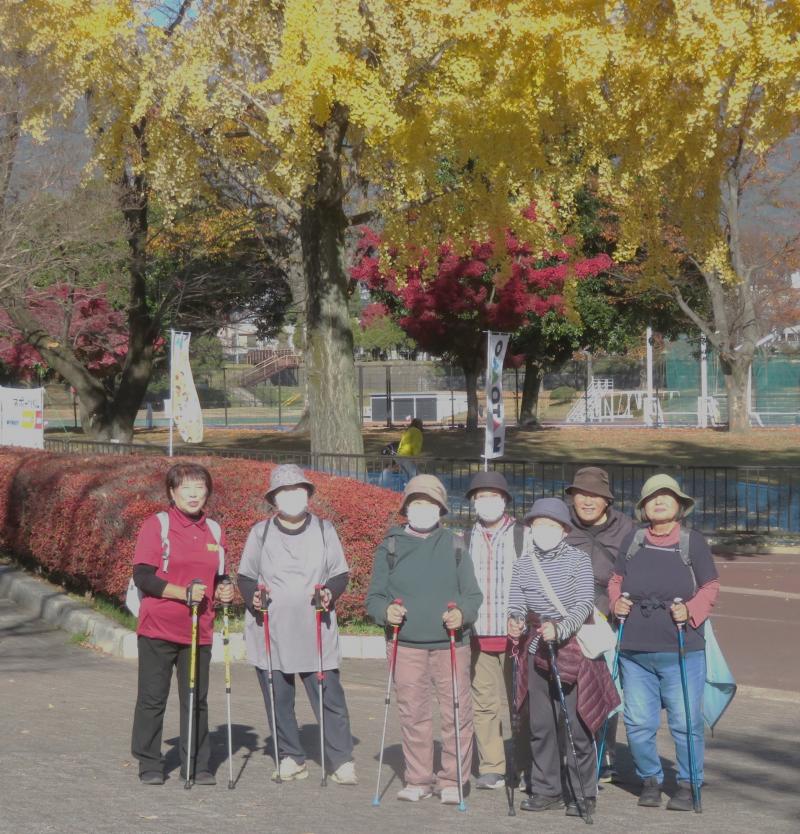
[484,332,509,460]
[0,387,44,449]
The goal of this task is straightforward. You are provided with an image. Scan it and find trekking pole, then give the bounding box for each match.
[372,597,404,807]
[596,592,629,781]
[184,579,203,790]
[446,602,467,812]
[674,597,702,813]
[314,584,327,787]
[222,579,235,790]
[546,636,593,825]
[258,583,281,784]
[506,623,525,817]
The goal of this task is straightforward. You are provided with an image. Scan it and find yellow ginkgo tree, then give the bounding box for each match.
[602,0,800,432]
[142,0,624,454]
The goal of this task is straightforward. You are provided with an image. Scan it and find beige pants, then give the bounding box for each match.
[392,643,474,789]
[470,646,532,776]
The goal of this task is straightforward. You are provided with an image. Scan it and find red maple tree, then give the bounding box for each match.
[0,284,129,380]
[352,224,612,429]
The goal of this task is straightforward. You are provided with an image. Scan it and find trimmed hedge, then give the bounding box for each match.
[0,448,399,623]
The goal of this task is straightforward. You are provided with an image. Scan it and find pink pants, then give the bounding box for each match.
[392,643,474,789]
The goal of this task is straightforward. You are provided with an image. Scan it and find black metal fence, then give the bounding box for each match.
[42,438,800,536]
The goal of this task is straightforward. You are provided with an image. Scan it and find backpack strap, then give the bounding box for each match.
[512,521,525,559]
[678,527,697,593]
[259,517,273,552]
[206,518,225,576]
[386,534,396,571]
[452,531,464,594]
[624,527,648,564]
[156,512,170,573]
[453,531,464,568]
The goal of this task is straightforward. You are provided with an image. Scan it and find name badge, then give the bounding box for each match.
[207,543,219,552]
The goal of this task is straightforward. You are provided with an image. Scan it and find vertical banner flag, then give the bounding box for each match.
[0,386,44,449]
[484,332,509,460]
[171,331,204,443]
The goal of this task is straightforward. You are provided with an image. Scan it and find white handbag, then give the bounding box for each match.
[529,552,616,659]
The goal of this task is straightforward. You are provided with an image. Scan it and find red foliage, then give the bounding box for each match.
[359,302,390,329]
[0,449,399,623]
[350,220,613,365]
[0,284,129,378]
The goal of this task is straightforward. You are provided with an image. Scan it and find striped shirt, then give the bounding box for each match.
[469,517,517,638]
[507,540,594,655]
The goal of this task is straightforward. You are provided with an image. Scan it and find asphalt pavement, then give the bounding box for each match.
[1,589,799,834]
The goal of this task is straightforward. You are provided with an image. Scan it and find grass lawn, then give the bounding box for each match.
[72,424,800,468]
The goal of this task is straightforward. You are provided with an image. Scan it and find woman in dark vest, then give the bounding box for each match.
[609,475,720,811]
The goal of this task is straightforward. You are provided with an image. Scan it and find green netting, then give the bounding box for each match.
[664,336,800,425]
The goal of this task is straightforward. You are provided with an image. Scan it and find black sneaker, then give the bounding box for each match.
[193,771,217,786]
[666,784,694,811]
[565,797,596,818]
[638,776,663,807]
[139,771,164,786]
[520,794,565,812]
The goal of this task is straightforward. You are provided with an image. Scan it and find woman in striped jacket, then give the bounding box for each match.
[506,498,598,818]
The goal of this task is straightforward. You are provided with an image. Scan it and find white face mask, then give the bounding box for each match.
[274,488,309,518]
[474,495,506,524]
[407,502,441,532]
[531,525,565,552]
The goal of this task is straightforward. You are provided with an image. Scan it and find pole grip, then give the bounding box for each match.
[314,583,323,610]
[673,597,686,630]
[257,582,270,610]
[186,578,203,608]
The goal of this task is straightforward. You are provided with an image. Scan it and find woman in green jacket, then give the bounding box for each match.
[366,474,483,805]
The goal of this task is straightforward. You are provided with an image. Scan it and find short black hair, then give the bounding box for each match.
[165,463,213,503]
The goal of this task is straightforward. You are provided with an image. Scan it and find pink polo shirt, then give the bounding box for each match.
[134,506,226,646]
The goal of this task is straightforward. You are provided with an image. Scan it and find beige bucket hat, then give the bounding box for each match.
[400,474,449,516]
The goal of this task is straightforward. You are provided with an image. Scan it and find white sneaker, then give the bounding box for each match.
[440,786,461,805]
[330,760,358,785]
[397,785,433,802]
[271,757,309,782]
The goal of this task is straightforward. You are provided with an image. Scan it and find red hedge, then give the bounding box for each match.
[0,448,400,623]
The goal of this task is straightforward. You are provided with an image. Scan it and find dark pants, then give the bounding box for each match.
[131,636,211,777]
[256,668,354,772]
[528,664,596,801]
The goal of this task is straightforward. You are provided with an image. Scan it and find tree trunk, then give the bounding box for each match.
[1,134,157,443]
[519,358,544,426]
[463,364,480,431]
[301,106,364,456]
[720,353,752,433]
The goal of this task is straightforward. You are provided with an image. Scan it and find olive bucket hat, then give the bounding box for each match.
[635,474,695,522]
[400,474,449,516]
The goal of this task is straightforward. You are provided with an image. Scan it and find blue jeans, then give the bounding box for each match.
[620,650,705,785]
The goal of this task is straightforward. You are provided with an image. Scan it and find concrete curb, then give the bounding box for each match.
[0,564,135,658]
[0,563,386,663]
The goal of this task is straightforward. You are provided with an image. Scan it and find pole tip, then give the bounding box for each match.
[458,801,467,812]
[371,798,380,807]
[227,780,235,790]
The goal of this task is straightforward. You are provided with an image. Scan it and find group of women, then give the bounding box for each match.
[130,460,719,820]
